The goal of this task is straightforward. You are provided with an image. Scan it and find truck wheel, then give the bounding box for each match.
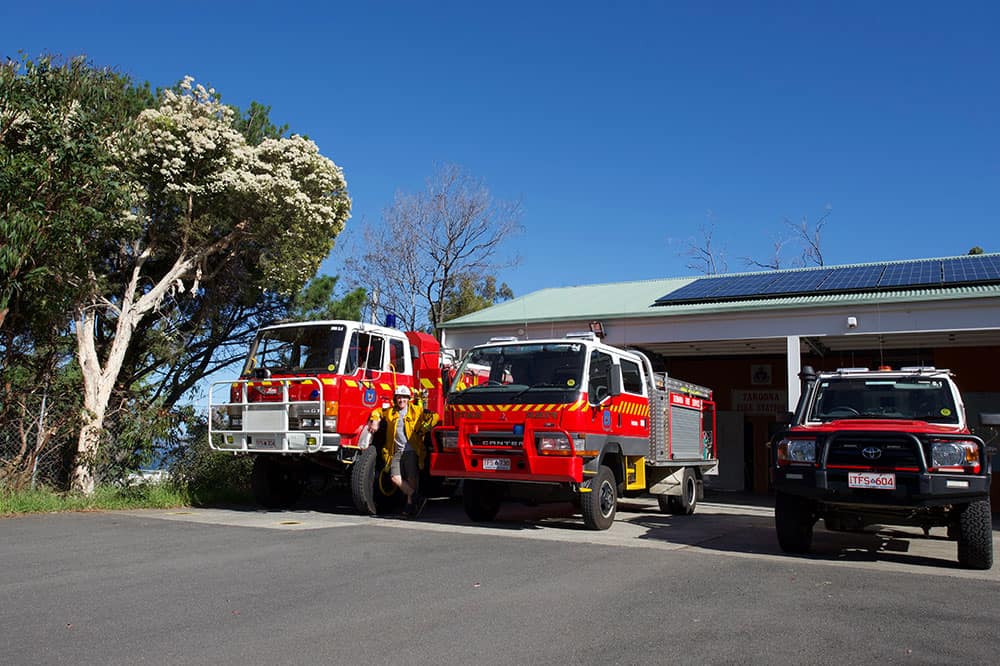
[463,480,502,522]
[657,468,698,515]
[956,499,993,570]
[351,445,400,516]
[582,465,617,530]
[774,491,815,554]
[251,457,303,509]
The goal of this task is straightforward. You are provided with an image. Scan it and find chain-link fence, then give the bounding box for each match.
[0,425,74,491]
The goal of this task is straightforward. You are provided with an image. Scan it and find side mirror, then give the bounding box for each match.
[610,366,623,397]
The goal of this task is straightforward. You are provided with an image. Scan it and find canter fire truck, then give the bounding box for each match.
[208,320,452,514]
[772,366,994,569]
[430,333,719,530]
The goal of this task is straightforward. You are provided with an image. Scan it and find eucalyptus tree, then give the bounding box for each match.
[70,78,351,493]
[1,56,150,488]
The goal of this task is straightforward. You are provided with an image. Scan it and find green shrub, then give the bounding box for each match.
[167,417,253,506]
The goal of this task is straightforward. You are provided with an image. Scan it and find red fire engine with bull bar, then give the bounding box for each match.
[208,319,452,514]
[430,332,719,530]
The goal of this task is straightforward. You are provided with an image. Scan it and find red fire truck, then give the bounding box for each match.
[430,333,719,530]
[208,320,451,514]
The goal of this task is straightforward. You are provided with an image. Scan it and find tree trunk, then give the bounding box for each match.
[71,418,104,495]
[70,252,197,494]
[72,305,120,494]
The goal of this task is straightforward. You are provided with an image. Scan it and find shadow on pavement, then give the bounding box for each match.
[193,486,992,571]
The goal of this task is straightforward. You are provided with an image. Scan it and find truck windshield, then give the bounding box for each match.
[809,376,959,424]
[449,342,586,404]
[244,324,348,375]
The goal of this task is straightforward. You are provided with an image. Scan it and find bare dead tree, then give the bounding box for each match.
[685,221,728,275]
[740,205,834,270]
[347,164,522,337]
[786,205,833,267]
[742,235,795,271]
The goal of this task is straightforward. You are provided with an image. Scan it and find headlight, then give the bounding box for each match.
[323,417,338,432]
[439,432,458,451]
[777,438,816,464]
[536,433,573,455]
[931,440,980,471]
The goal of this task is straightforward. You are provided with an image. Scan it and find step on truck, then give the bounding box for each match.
[208,319,451,514]
[430,333,719,530]
[772,366,995,569]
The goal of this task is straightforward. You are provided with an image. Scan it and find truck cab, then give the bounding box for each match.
[772,366,994,569]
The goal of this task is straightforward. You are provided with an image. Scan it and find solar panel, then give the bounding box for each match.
[653,277,727,303]
[654,254,1000,306]
[877,260,941,287]
[815,264,885,291]
[758,269,834,295]
[941,255,1000,284]
[708,273,781,298]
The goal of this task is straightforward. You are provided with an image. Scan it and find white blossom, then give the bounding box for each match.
[109,76,350,292]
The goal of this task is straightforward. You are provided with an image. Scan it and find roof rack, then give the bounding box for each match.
[565,332,599,341]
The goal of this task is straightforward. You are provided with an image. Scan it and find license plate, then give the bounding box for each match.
[482,457,510,471]
[848,471,896,489]
[254,437,278,450]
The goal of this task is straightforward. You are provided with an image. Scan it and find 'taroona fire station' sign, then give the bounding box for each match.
[731,389,787,415]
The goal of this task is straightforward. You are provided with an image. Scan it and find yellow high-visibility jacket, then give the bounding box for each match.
[371,400,439,470]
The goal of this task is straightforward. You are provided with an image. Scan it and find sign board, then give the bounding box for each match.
[732,389,787,415]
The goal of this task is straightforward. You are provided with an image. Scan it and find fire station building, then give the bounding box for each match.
[439,254,1000,507]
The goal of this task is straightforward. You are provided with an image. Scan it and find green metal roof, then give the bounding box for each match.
[442,255,1000,329]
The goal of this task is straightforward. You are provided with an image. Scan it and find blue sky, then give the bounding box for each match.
[4,1,998,297]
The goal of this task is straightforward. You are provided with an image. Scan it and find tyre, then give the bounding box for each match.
[657,468,698,515]
[774,491,815,553]
[351,445,400,515]
[956,499,993,570]
[250,457,303,509]
[582,465,617,530]
[463,480,502,522]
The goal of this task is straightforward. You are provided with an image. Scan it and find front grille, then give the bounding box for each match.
[824,433,924,471]
[469,434,523,451]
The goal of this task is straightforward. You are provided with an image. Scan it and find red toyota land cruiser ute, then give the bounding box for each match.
[772,366,994,569]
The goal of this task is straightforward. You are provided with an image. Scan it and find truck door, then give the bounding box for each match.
[588,350,615,432]
[617,356,649,439]
[344,331,388,433]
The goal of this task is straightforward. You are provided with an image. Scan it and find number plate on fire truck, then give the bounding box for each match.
[482,457,510,471]
[848,472,896,490]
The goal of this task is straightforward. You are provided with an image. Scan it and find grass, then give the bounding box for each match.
[0,482,193,516]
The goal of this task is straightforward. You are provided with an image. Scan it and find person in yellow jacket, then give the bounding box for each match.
[366,385,439,517]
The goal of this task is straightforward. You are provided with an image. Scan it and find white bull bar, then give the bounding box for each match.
[208,377,338,454]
